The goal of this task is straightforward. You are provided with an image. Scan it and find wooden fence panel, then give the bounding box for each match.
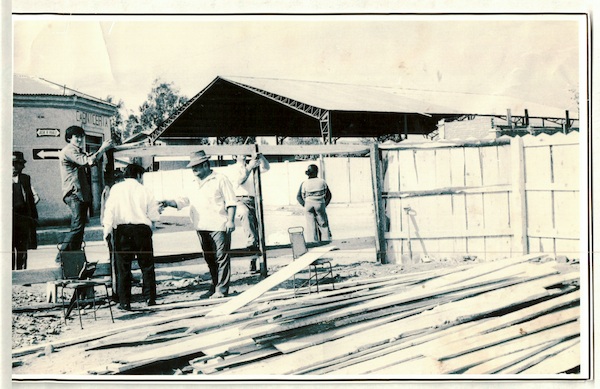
[450,148,466,187]
[522,133,580,258]
[382,150,400,193]
[348,158,373,203]
[464,147,483,187]
[435,149,453,188]
[552,144,580,190]
[323,158,351,204]
[398,149,419,192]
[379,134,580,265]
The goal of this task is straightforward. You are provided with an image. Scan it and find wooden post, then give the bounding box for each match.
[253,144,268,278]
[370,144,388,264]
[103,149,118,298]
[565,110,570,133]
[510,137,528,256]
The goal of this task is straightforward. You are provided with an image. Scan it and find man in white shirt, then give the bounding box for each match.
[102,164,162,310]
[232,153,270,272]
[163,150,237,299]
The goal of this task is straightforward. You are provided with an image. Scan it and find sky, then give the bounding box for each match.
[12,14,584,116]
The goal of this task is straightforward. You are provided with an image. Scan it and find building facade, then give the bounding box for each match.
[13,75,117,226]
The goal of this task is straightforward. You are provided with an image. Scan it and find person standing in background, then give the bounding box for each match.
[162,150,237,299]
[12,151,39,270]
[232,153,270,273]
[296,164,333,243]
[57,125,113,260]
[102,164,162,310]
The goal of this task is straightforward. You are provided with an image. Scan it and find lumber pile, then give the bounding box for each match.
[12,253,581,376]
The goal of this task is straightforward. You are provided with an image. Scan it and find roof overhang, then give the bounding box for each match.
[150,76,576,143]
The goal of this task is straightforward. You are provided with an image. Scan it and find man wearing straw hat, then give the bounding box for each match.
[162,150,237,299]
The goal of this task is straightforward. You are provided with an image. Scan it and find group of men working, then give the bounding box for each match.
[14,124,334,311]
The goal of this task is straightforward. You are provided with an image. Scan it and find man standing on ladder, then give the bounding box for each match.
[232,152,270,273]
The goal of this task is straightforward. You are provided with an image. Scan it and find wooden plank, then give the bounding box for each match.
[313,322,481,375]
[115,144,370,158]
[205,245,337,317]
[460,340,559,374]
[498,336,581,374]
[425,306,580,361]
[370,144,388,264]
[518,338,580,374]
[385,228,514,240]
[378,138,511,150]
[11,301,217,358]
[195,347,281,374]
[219,267,557,375]
[510,136,528,256]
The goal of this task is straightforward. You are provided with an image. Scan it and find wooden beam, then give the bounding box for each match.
[252,144,268,277]
[114,144,370,158]
[205,245,337,317]
[510,136,528,255]
[370,144,388,264]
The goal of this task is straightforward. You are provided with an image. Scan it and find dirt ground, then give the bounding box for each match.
[11,247,441,351]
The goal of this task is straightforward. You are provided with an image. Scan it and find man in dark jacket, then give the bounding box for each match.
[12,151,39,270]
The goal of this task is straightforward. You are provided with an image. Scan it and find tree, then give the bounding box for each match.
[123,113,142,142]
[105,95,125,144]
[138,78,189,132]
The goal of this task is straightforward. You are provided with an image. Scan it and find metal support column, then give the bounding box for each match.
[319,111,331,144]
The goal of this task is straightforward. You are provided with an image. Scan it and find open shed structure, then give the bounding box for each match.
[111,76,579,274]
[144,76,576,145]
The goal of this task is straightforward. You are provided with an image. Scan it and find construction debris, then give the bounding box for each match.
[11,252,581,377]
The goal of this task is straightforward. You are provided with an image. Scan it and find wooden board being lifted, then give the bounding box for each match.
[206,245,337,317]
[115,144,370,158]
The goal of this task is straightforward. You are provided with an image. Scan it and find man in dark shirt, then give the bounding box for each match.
[12,151,39,270]
[57,126,113,259]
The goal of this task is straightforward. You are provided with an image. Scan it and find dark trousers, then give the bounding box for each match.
[114,224,156,305]
[12,214,29,270]
[197,230,231,296]
[59,194,89,252]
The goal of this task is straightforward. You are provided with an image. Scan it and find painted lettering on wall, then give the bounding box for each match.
[75,111,111,127]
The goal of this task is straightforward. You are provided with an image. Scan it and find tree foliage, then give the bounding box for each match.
[105,95,125,144]
[139,79,189,131]
[121,78,190,142]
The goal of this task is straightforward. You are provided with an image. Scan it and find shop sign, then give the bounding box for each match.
[36,128,60,137]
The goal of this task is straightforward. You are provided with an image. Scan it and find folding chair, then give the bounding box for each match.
[288,226,335,295]
[55,242,114,329]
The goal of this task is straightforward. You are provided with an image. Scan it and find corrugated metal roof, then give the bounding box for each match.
[13,74,113,105]
[223,76,577,119]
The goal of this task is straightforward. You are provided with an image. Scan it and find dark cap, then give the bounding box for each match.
[305,164,318,176]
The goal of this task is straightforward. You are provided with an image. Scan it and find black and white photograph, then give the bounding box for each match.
[4,0,594,386]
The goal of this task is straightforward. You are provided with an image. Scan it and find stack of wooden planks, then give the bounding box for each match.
[12,252,581,377]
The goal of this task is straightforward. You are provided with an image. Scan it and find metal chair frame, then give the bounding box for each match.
[288,226,335,295]
[56,242,114,329]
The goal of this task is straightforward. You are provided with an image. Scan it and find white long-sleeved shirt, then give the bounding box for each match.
[102,178,161,239]
[174,171,237,232]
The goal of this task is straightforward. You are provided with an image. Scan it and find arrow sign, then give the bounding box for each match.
[36,128,60,137]
[33,149,61,160]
